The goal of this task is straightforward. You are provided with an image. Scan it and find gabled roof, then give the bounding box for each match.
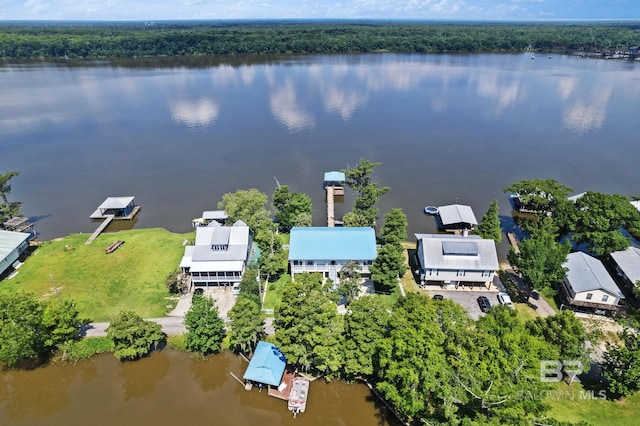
[98,196,135,210]
[181,221,251,269]
[611,246,640,285]
[438,204,478,226]
[415,233,498,271]
[243,341,287,386]
[288,227,377,261]
[563,251,624,298]
[0,230,30,260]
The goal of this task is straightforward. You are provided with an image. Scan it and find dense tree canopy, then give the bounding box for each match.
[228,296,264,355]
[508,217,570,292]
[343,158,389,228]
[106,311,165,361]
[477,199,502,242]
[218,188,271,237]
[572,191,639,256]
[603,329,640,398]
[272,185,312,232]
[273,273,343,375]
[380,208,408,246]
[184,295,226,354]
[1,22,638,59]
[0,293,82,367]
[0,170,21,223]
[504,178,573,215]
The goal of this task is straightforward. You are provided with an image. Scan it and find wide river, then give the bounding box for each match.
[1,53,639,423]
[2,53,639,245]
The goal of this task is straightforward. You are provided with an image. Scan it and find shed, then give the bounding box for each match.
[0,230,30,277]
[243,341,287,387]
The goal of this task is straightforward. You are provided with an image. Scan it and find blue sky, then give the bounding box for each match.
[0,0,637,21]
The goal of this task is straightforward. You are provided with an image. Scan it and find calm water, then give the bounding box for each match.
[0,350,400,426]
[1,53,639,424]
[2,53,639,244]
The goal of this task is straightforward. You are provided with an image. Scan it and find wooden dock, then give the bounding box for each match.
[327,186,336,227]
[507,232,520,254]
[326,186,345,227]
[86,215,114,245]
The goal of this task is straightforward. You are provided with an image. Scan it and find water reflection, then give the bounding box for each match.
[169,98,220,129]
[270,79,315,131]
[563,84,612,134]
[118,351,170,400]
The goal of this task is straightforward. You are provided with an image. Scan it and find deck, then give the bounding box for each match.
[506,232,520,254]
[268,368,295,401]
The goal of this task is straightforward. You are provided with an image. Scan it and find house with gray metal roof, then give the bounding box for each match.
[437,204,478,231]
[611,246,640,289]
[561,251,625,314]
[415,233,499,288]
[180,220,252,287]
[0,230,30,278]
[288,227,377,282]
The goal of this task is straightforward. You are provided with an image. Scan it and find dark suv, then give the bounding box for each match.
[477,296,491,313]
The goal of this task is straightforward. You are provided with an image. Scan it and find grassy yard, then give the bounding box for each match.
[546,381,640,425]
[0,228,189,322]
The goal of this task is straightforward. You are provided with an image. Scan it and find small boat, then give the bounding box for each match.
[288,377,310,415]
[424,206,439,215]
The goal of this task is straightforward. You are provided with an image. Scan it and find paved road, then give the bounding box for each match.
[82,316,187,337]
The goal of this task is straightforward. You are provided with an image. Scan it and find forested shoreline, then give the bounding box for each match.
[1,20,639,59]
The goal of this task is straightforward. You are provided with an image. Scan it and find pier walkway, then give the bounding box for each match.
[85,215,114,245]
[327,186,335,227]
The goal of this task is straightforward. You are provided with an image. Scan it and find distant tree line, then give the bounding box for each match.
[0,21,639,59]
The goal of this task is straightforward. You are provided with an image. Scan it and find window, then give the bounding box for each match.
[586,293,593,300]
[307,260,314,266]
[457,270,465,277]
[482,270,492,277]
[602,295,609,302]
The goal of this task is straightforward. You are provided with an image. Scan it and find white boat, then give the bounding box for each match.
[423,206,439,215]
[288,377,310,415]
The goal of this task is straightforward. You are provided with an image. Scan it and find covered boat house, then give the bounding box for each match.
[243,341,287,389]
[437,204,478,231]
[90,196,138,219]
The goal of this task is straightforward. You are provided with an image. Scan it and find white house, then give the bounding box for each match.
[561,251,625,314]
[288,227,377,282]
[611,246,640,289]
[415,233,499,288]
[0,230,30,278]
[180,220,252,287]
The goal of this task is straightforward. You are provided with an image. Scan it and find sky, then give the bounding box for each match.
[0,0,637,21]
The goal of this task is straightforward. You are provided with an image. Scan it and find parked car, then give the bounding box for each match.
[497,292,514,308]
[477,296,491,313]
[432,294,444,300]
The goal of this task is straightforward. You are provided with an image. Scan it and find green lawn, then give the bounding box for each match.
[547,381,640,425]
[1,228,189,322]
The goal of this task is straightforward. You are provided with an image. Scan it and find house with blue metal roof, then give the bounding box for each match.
[243,341,287,387]
[288,227,377,282]
[560,251,625,315]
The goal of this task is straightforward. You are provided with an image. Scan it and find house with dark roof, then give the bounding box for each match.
[0,230,30,278]
[611,246,640,289]
[437,204,478,231]
[561,251,625,315]
[179,220,252,287]
[415,233,499,288]
[288,227,377,282]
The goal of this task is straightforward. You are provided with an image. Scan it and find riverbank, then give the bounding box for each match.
[0,228,191,322]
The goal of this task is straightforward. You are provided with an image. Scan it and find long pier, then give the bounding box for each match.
[326,186,344,227]
[85,215,115,245]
